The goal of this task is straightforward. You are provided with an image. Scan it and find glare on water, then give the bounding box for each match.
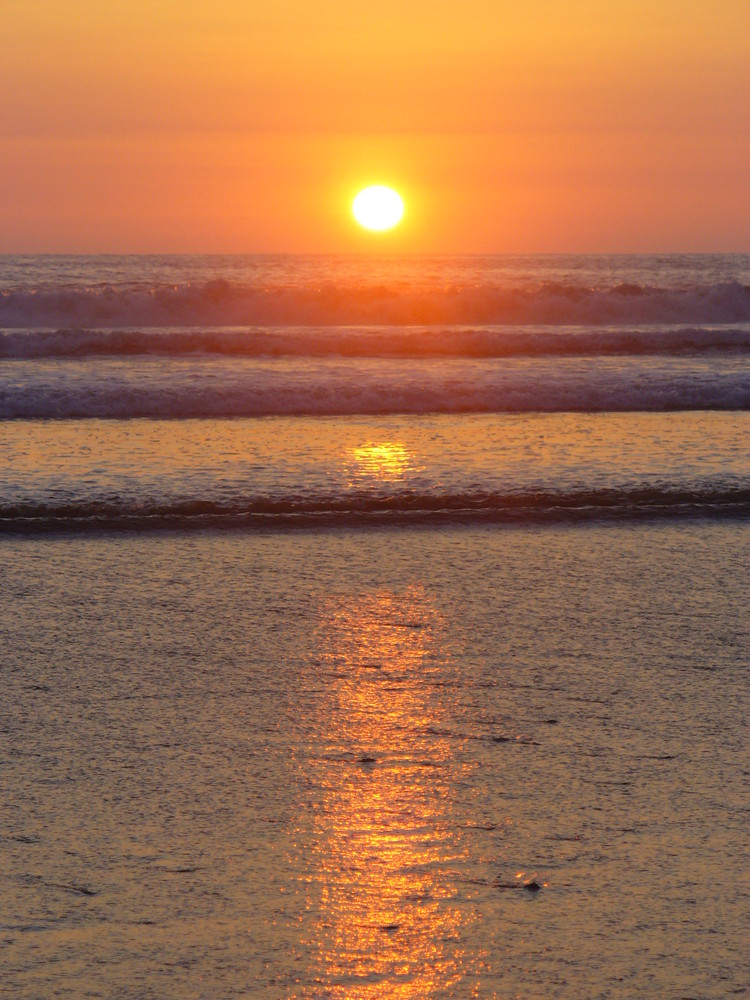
[296,587,476,997]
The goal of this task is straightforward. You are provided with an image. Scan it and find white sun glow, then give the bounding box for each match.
[352,186,404,231]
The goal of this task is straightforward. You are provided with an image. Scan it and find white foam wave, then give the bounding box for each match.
[2,357,747,418]
[2,324,750,359]
[2,279,750,328]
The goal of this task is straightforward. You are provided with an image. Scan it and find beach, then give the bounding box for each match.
[2,523,748,998]
[1,253,749,997]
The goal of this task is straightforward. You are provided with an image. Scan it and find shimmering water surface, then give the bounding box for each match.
[1,255,749,997]
[1,525,748,998]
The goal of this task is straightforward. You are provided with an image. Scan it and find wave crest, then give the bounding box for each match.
[2,359,748,417]
[2,324,750,359]
[2,486,748,532]
[3,279,750,328]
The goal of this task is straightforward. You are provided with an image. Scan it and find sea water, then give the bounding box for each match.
[1,255,748,998]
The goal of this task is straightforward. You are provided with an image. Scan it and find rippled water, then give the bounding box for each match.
[2,254,748,997]
[2,412,750,529]
[2,524,748,998]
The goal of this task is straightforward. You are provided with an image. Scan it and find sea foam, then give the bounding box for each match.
[2,324,750,359]
[1,355,748,418]
[2,278,750,328]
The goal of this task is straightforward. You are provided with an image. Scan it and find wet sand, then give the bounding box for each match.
[1,522,748,998]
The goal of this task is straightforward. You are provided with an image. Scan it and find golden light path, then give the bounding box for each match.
[296,586,479,998]
[352,186,405,231]
[350,442,411,482]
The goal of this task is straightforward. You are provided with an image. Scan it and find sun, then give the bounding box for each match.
[352,186,404,231]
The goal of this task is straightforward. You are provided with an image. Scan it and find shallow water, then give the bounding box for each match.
[1,522,748,998]
[2,253,748,996]
[2,411,749,529]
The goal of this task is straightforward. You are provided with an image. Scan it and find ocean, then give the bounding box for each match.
[1,254,748,998]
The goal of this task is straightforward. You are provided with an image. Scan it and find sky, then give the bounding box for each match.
[2,0,748,252]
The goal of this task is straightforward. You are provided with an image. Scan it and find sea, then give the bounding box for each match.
[1,254,748,998]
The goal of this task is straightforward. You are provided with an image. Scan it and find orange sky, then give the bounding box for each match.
[2,0,748,252]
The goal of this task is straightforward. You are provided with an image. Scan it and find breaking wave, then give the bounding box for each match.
[2,485,748,533]
[3,357,748,417]
[2,324,750,359]
[2,278,750,329]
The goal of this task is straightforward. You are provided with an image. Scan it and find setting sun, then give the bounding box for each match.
[352,186,404,232]
[1,0,748,994]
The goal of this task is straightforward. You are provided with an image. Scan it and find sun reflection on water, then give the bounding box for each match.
[348,442,414,485]
[292,586,478,998]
